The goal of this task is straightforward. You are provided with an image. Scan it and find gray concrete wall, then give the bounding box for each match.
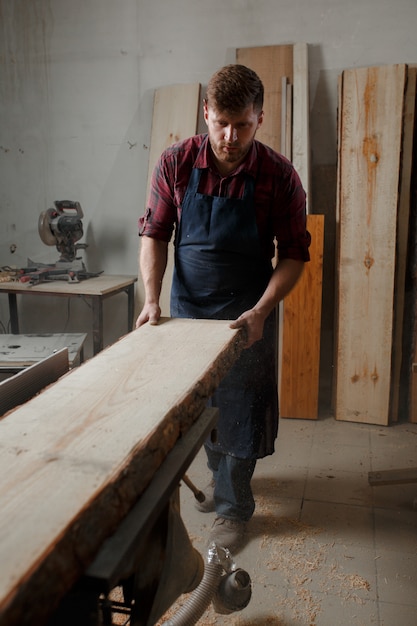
[1,0,416,402]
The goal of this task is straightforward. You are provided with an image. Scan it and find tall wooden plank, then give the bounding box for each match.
[145,83,201,195]
[292,43,310,212]
[236,45,293,152]
[408,66,417,422]
[0,318,243,626]
[237,44,322,419]
[139,83,201,316]
[335,64,407,425]
[391,66,416,420]
[280,214,324,418]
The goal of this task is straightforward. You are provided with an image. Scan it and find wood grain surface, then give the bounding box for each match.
[0,318,243,626]
[335,64,406,425]
[279,215,324,419]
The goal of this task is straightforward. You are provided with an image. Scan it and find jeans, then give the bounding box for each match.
[204,444,257,522]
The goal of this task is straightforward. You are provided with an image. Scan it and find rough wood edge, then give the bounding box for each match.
[0,327,245,626]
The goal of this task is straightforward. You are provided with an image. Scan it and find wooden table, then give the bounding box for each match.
[0,318,244,626]
[0,275,137,355]
[0,333,87,372]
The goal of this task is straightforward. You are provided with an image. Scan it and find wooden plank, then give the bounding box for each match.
[84,407,218,589]
[0,274,136,297]
[391,66,417,421]
[286,81,293,160]
[368,467,417,486]
[280,76,293,160]
[411,363,417,424]
[281,76,288,155]
[0,318,243,626]
[332,74,344,413]
[236,44,293,153]
[335,65,407,425]
[145,83,201,197]
[410,65,417,373]
[279,215,324,419]
[0,349,69,417]
[237,45,319,417]
[140,83,201,316]
[292,43,310,212]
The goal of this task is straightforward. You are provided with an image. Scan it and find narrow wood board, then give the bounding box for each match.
[139,83,201,317]
[411,66,417,369]
[279,215,324,419]
[391,66,417,420]
[0,318,243,626]
[237,44,315,414]
[292,43,310,212]
[368,467,417,486]
[335,64,407,425]
[411,363,417,424]
[236,45,293,153]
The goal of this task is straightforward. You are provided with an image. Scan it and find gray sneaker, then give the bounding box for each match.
[208,517,246,553]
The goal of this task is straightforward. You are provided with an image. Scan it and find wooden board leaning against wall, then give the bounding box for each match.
[137,83,201,316]
[237,44,324,419]
[138,47,323,419]
[334,64,413,425]
[403,65,417,424]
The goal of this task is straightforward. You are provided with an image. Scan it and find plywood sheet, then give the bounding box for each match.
[335,64,407,425]
[280,215,324,419]
[0,318,243,626]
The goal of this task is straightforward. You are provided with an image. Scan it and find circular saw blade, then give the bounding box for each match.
[38,208,57,246]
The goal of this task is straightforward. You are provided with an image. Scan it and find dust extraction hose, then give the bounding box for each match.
[160,560,223,626]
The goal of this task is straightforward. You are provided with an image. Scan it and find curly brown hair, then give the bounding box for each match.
[205,64,264,114]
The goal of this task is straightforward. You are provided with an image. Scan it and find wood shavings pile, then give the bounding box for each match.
[0,271,17,282]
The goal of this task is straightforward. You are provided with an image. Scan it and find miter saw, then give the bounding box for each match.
[38,200,86,266]
[21,201,101,284]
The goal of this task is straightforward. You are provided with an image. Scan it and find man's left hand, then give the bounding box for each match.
[229,308,265,348]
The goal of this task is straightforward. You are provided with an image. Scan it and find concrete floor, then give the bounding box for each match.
[162,413,417,626]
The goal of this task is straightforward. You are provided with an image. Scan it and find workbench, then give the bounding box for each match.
[0,275,137,355]
[0,333,87,373]
[0,318,244,626]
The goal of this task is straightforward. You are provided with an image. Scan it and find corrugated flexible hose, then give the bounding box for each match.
[160,560,224,626]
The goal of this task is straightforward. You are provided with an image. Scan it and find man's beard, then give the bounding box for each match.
[209,138,250,166]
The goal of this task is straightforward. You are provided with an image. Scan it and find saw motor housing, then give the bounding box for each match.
[38,201,86,263]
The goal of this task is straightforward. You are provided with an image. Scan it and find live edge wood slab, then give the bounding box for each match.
[0,318,244,626]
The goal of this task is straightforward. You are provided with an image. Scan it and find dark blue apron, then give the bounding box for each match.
[171,164,278,459]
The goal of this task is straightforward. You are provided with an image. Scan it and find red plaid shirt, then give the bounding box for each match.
[138,134,310,263]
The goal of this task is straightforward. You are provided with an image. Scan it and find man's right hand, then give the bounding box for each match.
[135,303,161,328]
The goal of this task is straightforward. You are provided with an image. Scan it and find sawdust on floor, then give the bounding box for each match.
[108,479,372,625]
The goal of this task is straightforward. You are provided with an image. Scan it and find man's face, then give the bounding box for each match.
[204,102,263,174]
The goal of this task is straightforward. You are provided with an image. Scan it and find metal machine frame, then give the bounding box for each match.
[47,408,218,626]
